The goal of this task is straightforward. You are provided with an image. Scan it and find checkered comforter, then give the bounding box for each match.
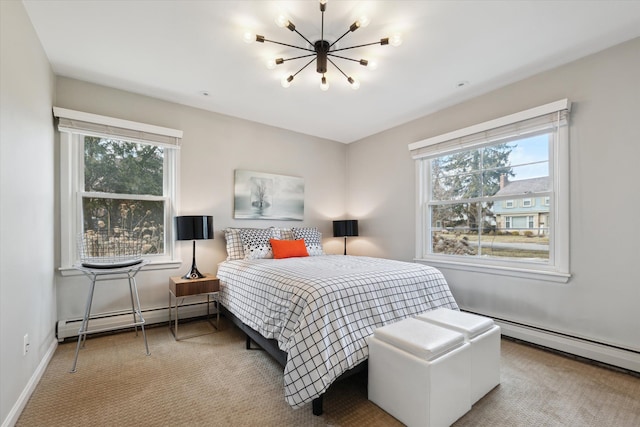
[217,255,458,408]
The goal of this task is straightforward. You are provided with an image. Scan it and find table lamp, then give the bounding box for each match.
[333,219,359,255]
[175,215,213,279]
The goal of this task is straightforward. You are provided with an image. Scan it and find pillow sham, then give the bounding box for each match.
[223,228,245,261]
[274,227,295,240]
[270,238,309,259]
[240,227,275,260]
[291,227,324,256]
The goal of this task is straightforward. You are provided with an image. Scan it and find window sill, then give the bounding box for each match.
[59,260,182,277]
[414,257,571,283]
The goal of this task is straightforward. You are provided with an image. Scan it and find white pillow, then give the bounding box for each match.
[291,227,324,256]
[223,228,245,261]
[240,228,275,260]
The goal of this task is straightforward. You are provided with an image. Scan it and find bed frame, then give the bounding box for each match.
[221,305,366,416]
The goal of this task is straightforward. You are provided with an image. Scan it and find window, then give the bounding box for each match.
[410,100,570,282]
[54,107,182,269]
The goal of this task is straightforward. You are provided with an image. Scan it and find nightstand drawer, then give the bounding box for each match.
[170,274,219,297]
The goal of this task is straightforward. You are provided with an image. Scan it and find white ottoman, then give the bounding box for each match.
[368,317,471,427]
[417,308,501,403]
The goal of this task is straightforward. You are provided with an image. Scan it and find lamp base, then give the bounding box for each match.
[182,239,205,280]
[182,263,204,280]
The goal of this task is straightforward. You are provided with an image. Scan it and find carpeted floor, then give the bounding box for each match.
[16,318,640,426]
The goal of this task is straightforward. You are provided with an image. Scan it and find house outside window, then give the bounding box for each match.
[54,107,182,269]
[409,100,571,282]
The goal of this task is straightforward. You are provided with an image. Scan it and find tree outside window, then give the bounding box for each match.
[81,137,166,257]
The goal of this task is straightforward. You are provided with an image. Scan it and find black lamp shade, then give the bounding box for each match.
[333,220,358,237]
[175,216,213,241]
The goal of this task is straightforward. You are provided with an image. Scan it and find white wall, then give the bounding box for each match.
[53,77,347,328]
[347,38,640,360]
[0,1,57,425]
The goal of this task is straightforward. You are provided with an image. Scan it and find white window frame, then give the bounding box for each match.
[505,200,514,208]
[55,107,182,272]
[410,100,571,283]
[523,198,533,207]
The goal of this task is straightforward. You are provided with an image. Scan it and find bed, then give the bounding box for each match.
[217,226,458,415]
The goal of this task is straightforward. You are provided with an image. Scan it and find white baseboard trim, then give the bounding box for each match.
[2,338,58,427]
[494,319,640,373]
[57,302,214,341]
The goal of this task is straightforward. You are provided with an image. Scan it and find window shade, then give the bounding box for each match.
[409,99,570,160]
[53,107,182,148]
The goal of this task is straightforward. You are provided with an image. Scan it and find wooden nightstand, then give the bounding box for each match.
[169,274,220,340]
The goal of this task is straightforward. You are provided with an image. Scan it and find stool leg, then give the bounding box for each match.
[128,276,138,337]
[131,276,150,355]
[70,279,96,373]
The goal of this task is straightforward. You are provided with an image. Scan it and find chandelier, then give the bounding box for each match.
[244,0,402,90]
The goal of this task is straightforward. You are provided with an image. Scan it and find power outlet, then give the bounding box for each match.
[23,334,29,355]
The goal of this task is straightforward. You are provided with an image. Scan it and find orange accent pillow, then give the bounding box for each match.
[270,239,309,259]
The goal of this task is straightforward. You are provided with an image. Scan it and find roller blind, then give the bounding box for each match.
[409,99,570,160]
[53,107,182,148]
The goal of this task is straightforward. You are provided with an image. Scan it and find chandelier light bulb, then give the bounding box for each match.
[281,74,294,88]
[243,31,255,44]
[348,77,360,90]
[266,59,276,69]
[390,33,403,47]
[368,60,378,70]
[275,15,289,28]
[320,76,329,91]
[358,16,371,28]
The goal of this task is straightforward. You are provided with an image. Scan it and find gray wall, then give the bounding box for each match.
[346,37,640,354]
[1,1,57,424]
[53,77,348,327]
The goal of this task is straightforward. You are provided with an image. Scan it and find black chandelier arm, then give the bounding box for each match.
[292,57,317,78]
[327,57,349,79]
[331,39,389,53]
[280,53,316,63]
[327,53,366,64]
[329,27,353,49]
[292,28,315,48]
[259,37,315,53]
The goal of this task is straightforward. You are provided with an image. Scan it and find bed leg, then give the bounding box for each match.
[246,335,251,350]
[312,395,323,416]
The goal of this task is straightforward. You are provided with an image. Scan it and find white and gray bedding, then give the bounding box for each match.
[217,254,459,408]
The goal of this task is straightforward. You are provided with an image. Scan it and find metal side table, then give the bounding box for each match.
[70,259,150,373]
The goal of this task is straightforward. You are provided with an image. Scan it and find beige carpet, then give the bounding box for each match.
[16,318,640,426]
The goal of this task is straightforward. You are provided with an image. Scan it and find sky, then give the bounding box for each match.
[508,134,549,180]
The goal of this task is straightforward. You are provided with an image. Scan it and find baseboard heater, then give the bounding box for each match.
[465,312,640,374]
[56,302,213,342]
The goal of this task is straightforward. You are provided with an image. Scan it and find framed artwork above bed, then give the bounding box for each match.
[234,169,304,220]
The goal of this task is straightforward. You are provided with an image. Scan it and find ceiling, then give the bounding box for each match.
[22,1,640,143]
